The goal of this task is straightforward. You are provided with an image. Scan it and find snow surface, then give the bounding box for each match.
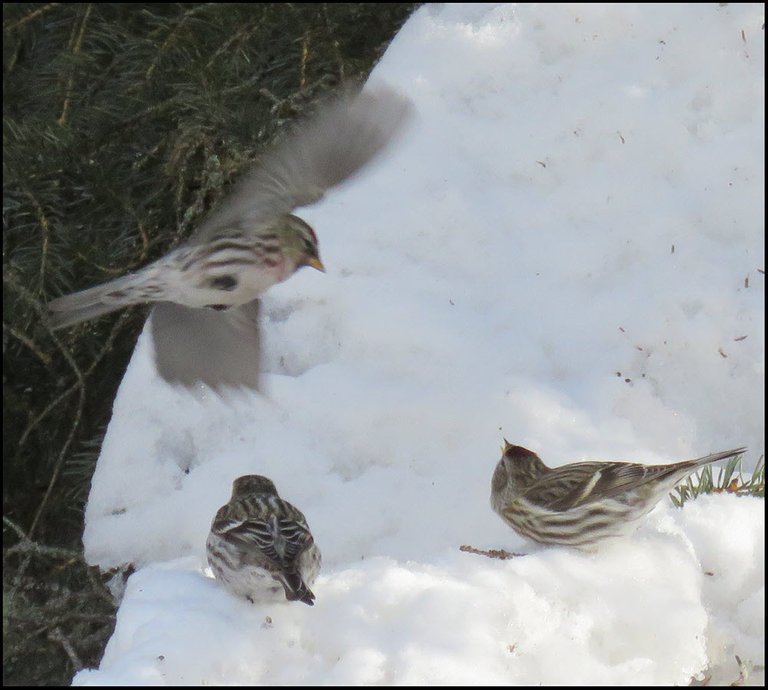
[73,3,764,686]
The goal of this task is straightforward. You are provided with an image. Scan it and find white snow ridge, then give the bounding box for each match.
[73,4,764,686]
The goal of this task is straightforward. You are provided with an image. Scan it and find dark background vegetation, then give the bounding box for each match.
[3,3,417,684]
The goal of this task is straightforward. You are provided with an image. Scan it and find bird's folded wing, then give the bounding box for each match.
[214,512,310,569]
[519,462,625,511]
[527,462,669,511]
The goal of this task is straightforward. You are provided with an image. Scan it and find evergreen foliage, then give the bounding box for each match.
[671,453,764,507]
[3,3,416,683]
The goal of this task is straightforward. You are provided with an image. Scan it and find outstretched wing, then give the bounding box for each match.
[190,86,412,244]
[149,299,261,391]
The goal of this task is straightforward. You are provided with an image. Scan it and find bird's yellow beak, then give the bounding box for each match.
[501,438,513,455]
[305,256,326,272]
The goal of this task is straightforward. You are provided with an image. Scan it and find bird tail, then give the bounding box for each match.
[279,571,315,606]
[662,446,748,492]
[47,269,159,329]
[688,447,747,470]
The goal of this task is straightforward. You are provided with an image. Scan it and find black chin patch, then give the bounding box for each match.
[206,304,229,311]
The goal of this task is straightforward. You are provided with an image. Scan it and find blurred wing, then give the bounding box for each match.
[149,300,261,391]
[190,86,413,243]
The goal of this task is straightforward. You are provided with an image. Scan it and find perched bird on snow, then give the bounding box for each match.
[47,86,412,390]
[490,441,747,549]
[207,474,321,605]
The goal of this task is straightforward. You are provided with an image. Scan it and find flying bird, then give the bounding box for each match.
[47,86,412,390]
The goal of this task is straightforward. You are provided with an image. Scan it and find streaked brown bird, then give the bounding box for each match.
[491,442,747,549]
[206,474,321,605]
[47,86,412,390]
